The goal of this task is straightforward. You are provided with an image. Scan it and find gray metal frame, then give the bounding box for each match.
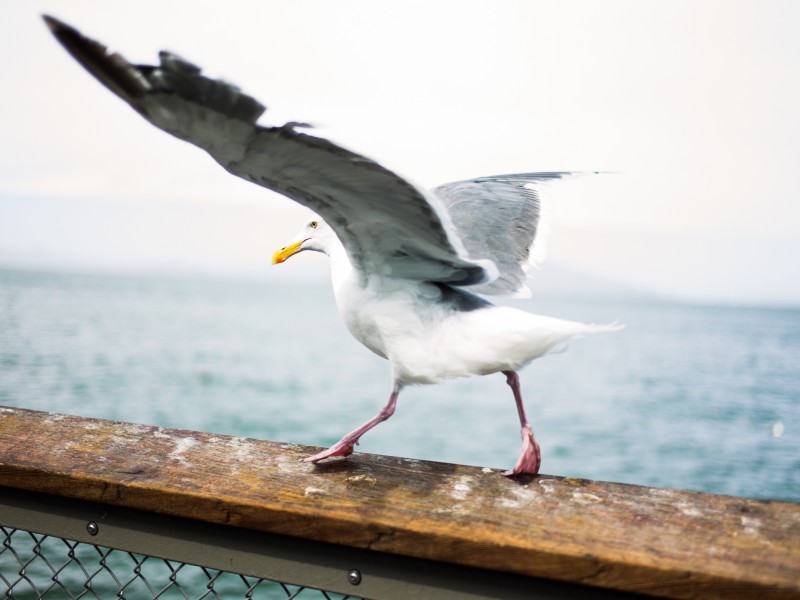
[1,487,642,599]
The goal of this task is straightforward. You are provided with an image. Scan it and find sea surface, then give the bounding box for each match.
[1,267,798,502]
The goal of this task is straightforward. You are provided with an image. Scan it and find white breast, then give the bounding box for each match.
[329,245,605,386]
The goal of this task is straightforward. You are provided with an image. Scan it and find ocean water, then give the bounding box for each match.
[1,267,798,502]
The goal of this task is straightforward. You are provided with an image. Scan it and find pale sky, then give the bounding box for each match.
[1,1,799,305]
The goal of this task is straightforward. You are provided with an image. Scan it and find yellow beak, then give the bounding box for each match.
[272,239,306,264]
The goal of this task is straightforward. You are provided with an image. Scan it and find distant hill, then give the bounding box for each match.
[522,261,658,301]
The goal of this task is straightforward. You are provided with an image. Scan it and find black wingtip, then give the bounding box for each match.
[41,14,61,31]
[42,15,61,33]
[42,14,75,39]
[42,14,151,106]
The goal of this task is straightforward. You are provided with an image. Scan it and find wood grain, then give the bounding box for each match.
[1,406,798,599]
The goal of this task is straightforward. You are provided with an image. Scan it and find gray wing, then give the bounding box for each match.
[434,173,576,296]
[44,16,491,288]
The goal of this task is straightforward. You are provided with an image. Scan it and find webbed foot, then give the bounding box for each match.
[303,439,356,463]
[503,424,541,477]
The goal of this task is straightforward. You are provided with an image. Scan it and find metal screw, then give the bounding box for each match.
[86,521,99,536]
[347,569,362,585]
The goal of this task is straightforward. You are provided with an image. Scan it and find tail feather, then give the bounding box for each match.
[545,320,624,356]
[582,320,625,335]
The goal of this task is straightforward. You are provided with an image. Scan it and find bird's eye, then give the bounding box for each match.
[310,221,318,229]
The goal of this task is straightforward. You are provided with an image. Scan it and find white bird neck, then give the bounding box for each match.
[329,239,355,298]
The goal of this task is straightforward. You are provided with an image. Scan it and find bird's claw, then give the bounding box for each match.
[503,424,541,477]
[303,440,356,463]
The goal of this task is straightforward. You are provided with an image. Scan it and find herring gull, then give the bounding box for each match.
[45,15,622,476]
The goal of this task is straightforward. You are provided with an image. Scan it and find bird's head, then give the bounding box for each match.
[272,216,337,264]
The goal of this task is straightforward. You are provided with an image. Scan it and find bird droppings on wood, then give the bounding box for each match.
[537,478,559,493]
[345,475,377,487]
[677,501,704,518]
[740,516,763,537]
[497,497,520,509]
[223,437,257,462]
[572,492,603,505]
[446,475,475,502]
[43,412,68,424]
[167,436,200,467]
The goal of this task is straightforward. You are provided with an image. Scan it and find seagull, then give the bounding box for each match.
[45,15,622,476]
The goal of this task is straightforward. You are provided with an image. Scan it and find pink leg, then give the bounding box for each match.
[501,371,541,476]
[304,385,402,463]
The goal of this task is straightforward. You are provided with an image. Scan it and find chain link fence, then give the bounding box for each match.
[1,526,359,600]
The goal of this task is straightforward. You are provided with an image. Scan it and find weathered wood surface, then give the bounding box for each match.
[0,406,798,599]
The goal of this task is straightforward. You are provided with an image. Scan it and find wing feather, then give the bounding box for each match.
[44,15,490,287]
[434,173,578,296]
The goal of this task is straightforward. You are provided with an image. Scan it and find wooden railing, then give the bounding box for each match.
[1,405,798,599]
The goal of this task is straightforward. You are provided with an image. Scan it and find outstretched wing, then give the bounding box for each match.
[434,172,577,296]
[44,15,492,287]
